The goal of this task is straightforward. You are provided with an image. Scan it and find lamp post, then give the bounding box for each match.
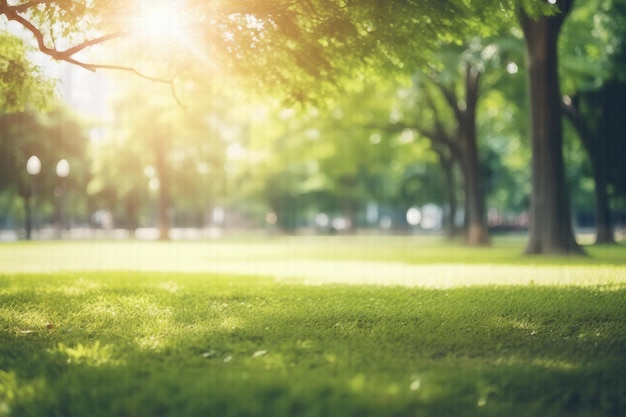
[25,155,41,240]
[55,159,70,239]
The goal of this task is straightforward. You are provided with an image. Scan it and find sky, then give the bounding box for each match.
[58,62,111,121]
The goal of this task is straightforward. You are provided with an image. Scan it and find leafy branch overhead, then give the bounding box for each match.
[0,0,495,104]
[0,0,188,104]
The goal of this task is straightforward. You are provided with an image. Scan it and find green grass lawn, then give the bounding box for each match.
[1,236,625,416]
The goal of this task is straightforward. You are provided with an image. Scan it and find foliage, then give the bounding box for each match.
[0,32,56,113]
[560,0,626,93]
[1,0,542,105]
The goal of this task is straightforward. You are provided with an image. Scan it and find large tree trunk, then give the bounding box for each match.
[520,2,583,255]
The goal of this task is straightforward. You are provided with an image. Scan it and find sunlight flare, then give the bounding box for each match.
[129,0,188,40]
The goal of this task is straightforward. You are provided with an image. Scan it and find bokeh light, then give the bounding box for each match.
[55,159,70,178]
[406,207,422,226]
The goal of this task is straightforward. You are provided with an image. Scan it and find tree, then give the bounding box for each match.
[383,35,525,244]
[360,0,599,254]
[518,0,583,255]
[562,93,614,244]
[562,80,626,244]
[406,50,489,245]
[391,80,467,239]
[559,0,626,244]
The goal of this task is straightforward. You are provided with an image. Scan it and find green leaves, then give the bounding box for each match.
[0,33,56,113]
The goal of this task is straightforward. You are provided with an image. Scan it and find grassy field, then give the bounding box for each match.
[1,236,625,416]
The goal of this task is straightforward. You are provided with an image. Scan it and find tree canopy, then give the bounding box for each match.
[1,0,520,103]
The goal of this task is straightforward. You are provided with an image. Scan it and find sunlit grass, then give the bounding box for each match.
[1,237,625,416]
[1,236,625,287]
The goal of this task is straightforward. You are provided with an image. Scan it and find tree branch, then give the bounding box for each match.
[465,61,481,105]
[418,85,463,160]
[431,79,464,122]
[562,96,593,156]
[3,6,186,107]
[61,30,133,57]
[4,8,60,58]
[5,8,131,64]
[366,119,456,153]
[89,64,188,108]
[421,86,449,138]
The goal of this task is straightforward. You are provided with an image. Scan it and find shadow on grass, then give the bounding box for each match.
[1,273,625,417]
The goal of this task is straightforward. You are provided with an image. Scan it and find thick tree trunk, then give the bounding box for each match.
[520,2,583,255]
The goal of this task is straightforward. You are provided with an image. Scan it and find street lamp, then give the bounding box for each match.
[55,159,70,239]
[25,155,41,240]
[26,155,42,176]
[56,159,70,178]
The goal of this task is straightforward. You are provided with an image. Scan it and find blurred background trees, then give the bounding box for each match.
[0,0,625,251]
[0,107,89,238]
